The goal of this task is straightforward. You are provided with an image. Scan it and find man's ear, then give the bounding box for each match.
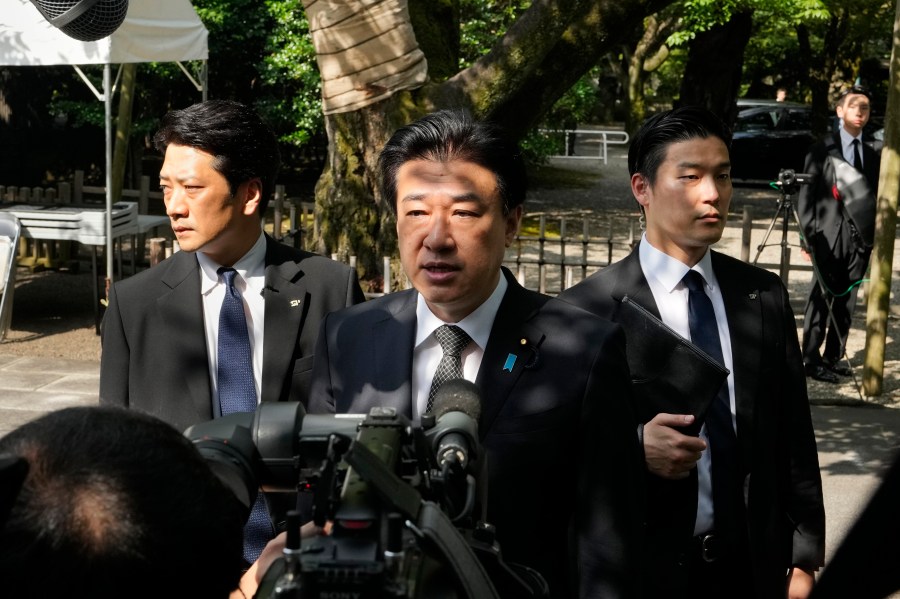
[241,179,263,216]
[505,204,524,246]
[631,173,651,209]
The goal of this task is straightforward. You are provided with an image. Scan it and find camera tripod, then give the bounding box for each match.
[752,184,864,400]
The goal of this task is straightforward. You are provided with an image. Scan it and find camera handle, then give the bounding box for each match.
[343,440,501,599]
[752,189,864,400]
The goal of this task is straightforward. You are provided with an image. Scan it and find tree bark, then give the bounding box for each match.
[677,10,753,126]
[863,0,900,396]
[308,0,678,280]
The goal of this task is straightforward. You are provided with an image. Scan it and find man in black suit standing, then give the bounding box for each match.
[797,85,880,383]
[560,106,825,599]
[99,100,365,562]
[308,110,643,598]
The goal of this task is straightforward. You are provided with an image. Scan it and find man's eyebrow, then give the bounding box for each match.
[399,192,483,203]
[676,160,731,169]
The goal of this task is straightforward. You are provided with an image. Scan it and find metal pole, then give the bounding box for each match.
[104,63,114,291]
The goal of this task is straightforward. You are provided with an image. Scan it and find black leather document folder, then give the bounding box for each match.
[617,296,730,436]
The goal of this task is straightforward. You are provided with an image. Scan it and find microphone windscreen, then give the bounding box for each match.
[431,378,482,421]
[31,0,129,42]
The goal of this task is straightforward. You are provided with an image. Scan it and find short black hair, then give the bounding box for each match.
[0,407,244,598]
[628,105,732,185]
[153,99,281,215]
[836,84,872,106]
[378,109,527,214]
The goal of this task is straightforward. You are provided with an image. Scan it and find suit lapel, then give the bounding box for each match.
[371,291,417,417]
[157,251,212,419]
[612,246,659,318]
[711,252,759,464]
[261,238,309,404]
[477,272,545,436]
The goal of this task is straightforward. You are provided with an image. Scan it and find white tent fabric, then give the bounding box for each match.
[0,0,208,286]
[1,0,208,65]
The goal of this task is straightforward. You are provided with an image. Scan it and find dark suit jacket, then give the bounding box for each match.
[99,235,365,433]
[798,132,880,253]
[308,269,644,599]
[559,246,825,598]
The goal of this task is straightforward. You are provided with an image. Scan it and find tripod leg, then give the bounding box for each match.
[753,200,788,266]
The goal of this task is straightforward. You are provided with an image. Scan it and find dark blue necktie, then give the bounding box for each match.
[217,267,272,564]
[683,270,743,539]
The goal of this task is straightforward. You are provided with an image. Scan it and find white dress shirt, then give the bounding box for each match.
[411,273,508,419]
[639,236,736,536]
[198,232,267,415]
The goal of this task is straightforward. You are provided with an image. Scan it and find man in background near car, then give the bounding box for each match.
[797,84,880,383]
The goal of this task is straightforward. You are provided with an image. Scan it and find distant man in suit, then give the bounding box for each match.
[99,100,365,562]
[797,85,880,383]
[308,110,643,598]
[560,106,825,599]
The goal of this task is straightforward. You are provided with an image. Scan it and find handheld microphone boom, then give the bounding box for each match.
[427,378,482,470]
[29,0,128,41]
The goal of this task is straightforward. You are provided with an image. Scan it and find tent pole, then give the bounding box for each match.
[104,63,113,297]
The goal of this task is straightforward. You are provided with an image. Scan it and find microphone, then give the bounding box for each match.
[29,0,129,42]
[427,378,482,470]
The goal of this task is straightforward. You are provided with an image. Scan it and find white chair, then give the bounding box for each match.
[0,213,21,342]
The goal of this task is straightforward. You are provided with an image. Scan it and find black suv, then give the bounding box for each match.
[729,99,816,182]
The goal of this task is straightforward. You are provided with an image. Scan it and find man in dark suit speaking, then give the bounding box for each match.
[307,110,643,598]
[560,106,825,599]
[99,100,365,562]
[797,84,880,383]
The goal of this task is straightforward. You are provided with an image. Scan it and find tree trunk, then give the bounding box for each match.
[314,93,424,286]
[863,0,900,395]
[112,63,137,205]
[677,10,753,126]
[308,0,678,282]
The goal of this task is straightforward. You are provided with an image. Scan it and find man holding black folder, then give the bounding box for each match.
[560,106,825,599]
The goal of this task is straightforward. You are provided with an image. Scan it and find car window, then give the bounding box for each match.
[735,110,776,132]
[780,109,811,131]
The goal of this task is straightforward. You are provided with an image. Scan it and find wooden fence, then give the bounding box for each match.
[2,172,805,291]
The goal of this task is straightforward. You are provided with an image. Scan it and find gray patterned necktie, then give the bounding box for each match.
[426,325,472,413]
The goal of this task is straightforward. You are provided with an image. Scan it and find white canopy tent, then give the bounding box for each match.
[0,0,208,286]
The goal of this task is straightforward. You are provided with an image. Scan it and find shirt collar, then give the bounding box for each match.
[415,272,508,350]
[639,234,716,292]
[839,126,862,149]
[197,232,267,295]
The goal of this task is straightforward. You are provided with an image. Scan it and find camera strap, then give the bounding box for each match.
[343,441,500,599]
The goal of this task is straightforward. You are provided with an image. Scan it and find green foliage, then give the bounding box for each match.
[459,0,530,68]
[520,130,563,165]
[256,0,322,149]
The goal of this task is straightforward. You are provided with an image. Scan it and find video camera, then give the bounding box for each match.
[184,380,547,599]
[774,168,812,196]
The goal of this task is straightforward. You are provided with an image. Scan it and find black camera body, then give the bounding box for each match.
[185,397,546,599]
[776,168,812,196]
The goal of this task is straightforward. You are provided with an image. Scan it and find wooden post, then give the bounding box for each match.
[741,206,753,262]
[863,0,900,396]
[74,170,84,204]
[273,185,285,240]
[149,238,166,267]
